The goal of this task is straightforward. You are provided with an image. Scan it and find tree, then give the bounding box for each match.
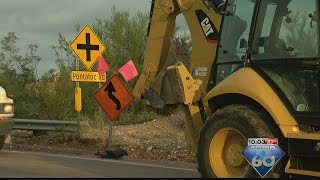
[0,32,41,118]
[51,33,75,70]
[32,33,77,120]
[92,5,149,72]
[0,32,19,83]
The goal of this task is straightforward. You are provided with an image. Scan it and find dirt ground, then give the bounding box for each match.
[4,112,197,169]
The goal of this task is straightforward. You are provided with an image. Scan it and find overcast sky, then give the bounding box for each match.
[0,0,188,76]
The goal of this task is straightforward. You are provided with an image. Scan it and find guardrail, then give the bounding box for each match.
[12,119,78,133]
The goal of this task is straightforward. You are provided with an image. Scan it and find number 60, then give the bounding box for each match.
[251,156,275,167]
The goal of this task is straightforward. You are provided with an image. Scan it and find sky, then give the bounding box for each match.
[0,0,188,76]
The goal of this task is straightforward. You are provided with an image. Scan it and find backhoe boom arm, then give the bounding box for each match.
[133,0,223,107]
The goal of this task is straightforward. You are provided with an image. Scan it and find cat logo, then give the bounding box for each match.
[201,17,214,37]
[196,10,219,43]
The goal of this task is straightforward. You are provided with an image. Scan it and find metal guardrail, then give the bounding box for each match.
[12,119,78,133]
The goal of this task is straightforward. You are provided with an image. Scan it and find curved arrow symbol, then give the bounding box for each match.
[104,82,121,110]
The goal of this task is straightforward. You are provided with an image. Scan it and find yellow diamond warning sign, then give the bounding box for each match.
[70,25,106,70]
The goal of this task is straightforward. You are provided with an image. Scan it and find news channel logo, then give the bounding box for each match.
[242,138,285,178]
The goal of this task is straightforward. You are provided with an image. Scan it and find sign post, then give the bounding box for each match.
[70,24,106,138]
[98,81,112,150]
[108,113,113,150]
[75,56,81,138]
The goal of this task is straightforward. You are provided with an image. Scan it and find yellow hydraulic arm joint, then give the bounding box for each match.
[170,62,204,152]
[174,63,203,105]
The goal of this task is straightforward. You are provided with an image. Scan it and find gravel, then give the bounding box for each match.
[4,112,197,169]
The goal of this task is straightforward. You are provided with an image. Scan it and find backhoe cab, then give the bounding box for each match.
[133,0,320,178]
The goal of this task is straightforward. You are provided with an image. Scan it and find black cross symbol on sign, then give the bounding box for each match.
[77,33,100,61]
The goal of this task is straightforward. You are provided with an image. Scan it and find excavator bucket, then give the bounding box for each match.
[139,39,191,109]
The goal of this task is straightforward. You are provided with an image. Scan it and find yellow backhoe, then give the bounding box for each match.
[133,0,320,178]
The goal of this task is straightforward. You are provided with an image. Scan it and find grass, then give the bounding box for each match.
[78,103,166,131]
[77,101,183,137]
[115,109,160,126]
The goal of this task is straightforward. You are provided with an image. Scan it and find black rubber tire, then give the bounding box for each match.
[197,104,287,178]
[0,135,5,150]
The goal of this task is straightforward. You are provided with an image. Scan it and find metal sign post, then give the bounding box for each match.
[75,56,81,138]
[98,81,113,150]
[108,120,113,150]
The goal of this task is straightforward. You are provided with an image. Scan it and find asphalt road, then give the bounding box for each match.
[0,150,200,178]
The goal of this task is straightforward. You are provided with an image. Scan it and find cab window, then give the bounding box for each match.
[215,0,256,84]
[252,0,319,59]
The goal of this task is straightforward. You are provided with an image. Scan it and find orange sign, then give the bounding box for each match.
[93,74,133,121]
